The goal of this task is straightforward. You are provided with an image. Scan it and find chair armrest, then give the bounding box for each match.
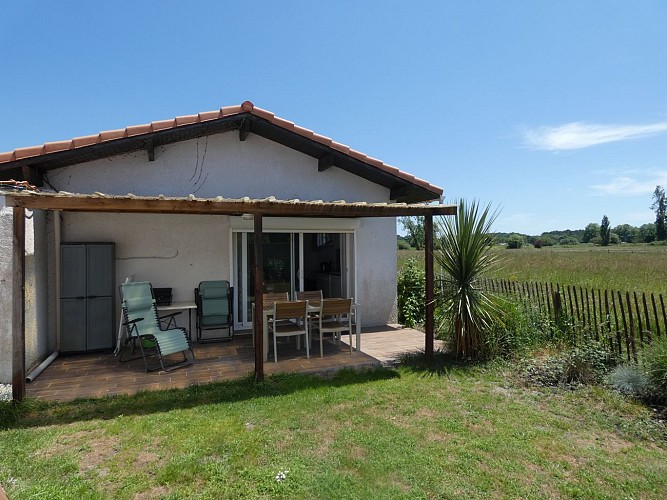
[158,311,182,320]
[123,317,144,326]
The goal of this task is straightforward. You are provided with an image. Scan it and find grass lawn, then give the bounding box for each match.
[399,245,667,294]
[1,361,666,499]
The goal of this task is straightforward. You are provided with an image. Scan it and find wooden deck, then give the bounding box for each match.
[26,325,442,401]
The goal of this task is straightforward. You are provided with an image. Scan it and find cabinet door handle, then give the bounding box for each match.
[75,296,85,300]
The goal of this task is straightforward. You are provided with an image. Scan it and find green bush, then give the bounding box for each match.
[397,238,411,250]
[522,340,617,387]
[558,236,579,246]
[397,258,425,328]
[506,234,524,249]
[485,299,553,359]
[642,335,667,402]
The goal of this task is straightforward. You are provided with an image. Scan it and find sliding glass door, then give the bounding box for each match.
[233,231,353,330]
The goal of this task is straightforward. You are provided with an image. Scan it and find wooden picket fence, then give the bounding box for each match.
[482,278,667,361]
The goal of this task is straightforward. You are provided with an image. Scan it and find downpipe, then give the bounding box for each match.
[26,351,59,383]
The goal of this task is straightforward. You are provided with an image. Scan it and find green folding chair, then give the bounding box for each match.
[120,281,195,372]
[195,280,234,342]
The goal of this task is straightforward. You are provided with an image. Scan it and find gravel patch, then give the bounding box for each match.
[0,383,11,401]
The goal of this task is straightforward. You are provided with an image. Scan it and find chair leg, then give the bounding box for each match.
[320,331,324,358]
[274,332,278,363]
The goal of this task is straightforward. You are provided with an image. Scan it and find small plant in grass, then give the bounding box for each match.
[607,365,650,398]
[521,340,618,387]
[397,258,425,328]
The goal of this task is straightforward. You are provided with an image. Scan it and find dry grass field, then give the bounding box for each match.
[398,245,667,295]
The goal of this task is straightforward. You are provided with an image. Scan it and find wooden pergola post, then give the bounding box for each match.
[424,215,434,361]
[253,213,264,381]
[12,207,26,402]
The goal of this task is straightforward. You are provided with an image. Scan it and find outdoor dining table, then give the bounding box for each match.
[252,300,361,361]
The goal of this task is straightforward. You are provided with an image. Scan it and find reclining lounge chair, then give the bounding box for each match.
[120,281,195,372]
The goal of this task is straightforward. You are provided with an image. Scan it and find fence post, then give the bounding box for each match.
[618,291,630,361]
[642,292,652,343]
[651,293,661,337]
[611,291,622,357]
[625,292,637,362]
[553,289,562,322]
[633,291,644,345]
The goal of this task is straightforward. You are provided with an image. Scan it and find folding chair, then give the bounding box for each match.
[120,281,195,372]
[195,280,234,342]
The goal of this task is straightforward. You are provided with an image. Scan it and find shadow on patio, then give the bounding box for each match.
[27,325,440,402]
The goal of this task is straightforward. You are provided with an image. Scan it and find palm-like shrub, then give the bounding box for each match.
[435,200,500,359]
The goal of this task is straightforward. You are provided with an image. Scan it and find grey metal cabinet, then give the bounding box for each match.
[60,243,115,352]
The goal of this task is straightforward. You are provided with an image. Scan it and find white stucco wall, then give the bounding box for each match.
[15,131,401,355]
[62,212,229,333]
[0,201,13,382]
[0,201,53,383]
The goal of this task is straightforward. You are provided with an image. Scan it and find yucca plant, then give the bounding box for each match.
[434,200,501,359]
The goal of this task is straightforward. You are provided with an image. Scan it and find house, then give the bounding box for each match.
[0,101,454,397]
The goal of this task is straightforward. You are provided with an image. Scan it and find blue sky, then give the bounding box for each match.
[1,1,666,234]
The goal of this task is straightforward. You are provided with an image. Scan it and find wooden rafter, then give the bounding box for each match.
[318,153,335,172]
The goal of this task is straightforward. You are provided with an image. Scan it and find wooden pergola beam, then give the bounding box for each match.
[12,207,26,402]
[424,215,434,361]
[4,192,457,218]
[253,214,264,381]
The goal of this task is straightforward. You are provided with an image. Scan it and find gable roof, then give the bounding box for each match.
[0,101,443,202]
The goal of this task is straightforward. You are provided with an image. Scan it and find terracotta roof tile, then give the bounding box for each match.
[14,145,45,159]
[0,100,443,197]
[250,107,275,121]
[175,114,198,126]
[98,129,126,141]
[271,116,295,130]
[222,104,244,115]
[44,141,72,153]
[151,119,176,131]
[330,142,350,155]
[198,110,220,122]
[125,124,152,137]
[310,132,333,146]
[72,134,99,148]
[0,151,15,162]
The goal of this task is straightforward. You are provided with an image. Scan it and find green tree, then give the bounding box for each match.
[506,233,525,249]
[434,200,501,359]
[639,223,657,243]
[582,223,600,243]
[613,224,637,243]
[600,215,611,246]
[399,216,425,250]
[651,185,666,241]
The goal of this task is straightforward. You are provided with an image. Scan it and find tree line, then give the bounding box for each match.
[399,185,667,249]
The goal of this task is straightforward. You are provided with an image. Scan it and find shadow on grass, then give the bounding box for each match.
[0,367,399,430]
[395,348,487,378]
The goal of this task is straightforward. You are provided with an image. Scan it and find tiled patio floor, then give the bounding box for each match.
[27,325,442,401]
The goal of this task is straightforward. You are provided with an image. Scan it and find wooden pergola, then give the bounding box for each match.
[3,190,456,402]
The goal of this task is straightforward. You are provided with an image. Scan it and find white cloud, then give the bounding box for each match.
[523,121,667,151]
[591,170,667,196]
